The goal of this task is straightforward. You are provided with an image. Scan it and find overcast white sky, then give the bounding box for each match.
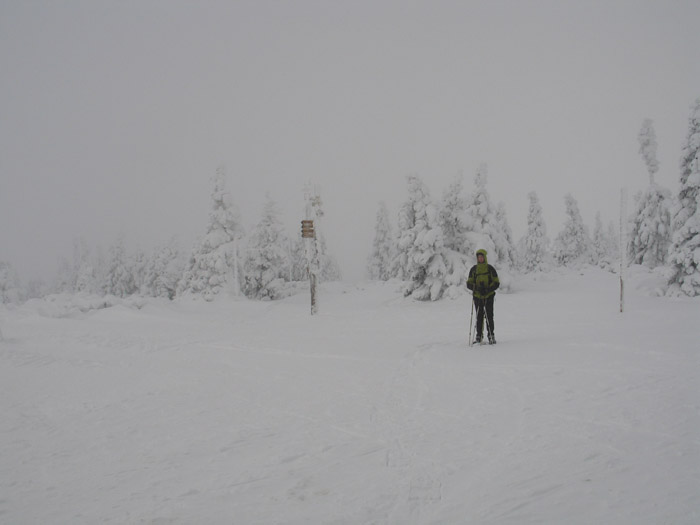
[2,0,699,283]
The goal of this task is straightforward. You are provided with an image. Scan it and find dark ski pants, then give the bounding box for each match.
[474,296,495,338]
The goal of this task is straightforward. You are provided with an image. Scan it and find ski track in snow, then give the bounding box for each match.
[1,270,699,524]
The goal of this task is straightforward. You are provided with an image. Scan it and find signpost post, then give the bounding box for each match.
[620,188,627,313]
[302,182,323,315]
[301,219,318,315]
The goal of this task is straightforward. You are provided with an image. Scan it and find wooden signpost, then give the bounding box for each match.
[301,220,315,239]
[301,219,318,315]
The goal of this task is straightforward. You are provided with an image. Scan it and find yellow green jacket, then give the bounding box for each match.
[467,249,500,299]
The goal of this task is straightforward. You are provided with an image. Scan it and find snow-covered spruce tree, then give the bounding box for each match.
[289,238,308,281]
[591,212,605,266]
[628,118,672,268]
[288,236,343,282]
[52,238,107,295]
[668,98,700,296]
[493,202,518,268]
[53,256,75,294]
[92,245,109,296]
[638,118,660,177]
[51,238,95,294]
[520,191,550,273]
[179,167,244,300]
[305,187,341,282]
[243,195,291,300]
[553,193,591,266]
[607,220,620,258]
[394,174,447,300]
[143,237,184,300]
[438,175,470,296]
[367,201,395,281]
[103,236,137,297]
[316,234,342,281]
[0,261,23,304]
[465,164,512,264]
[465,164,496,238]
[628,186,671,267]
[131,247,148,296]
[392,191,413,281]
[591,212,616,268]
[73,238,98,294]
[439,175,469,254]
[142,245,160,298]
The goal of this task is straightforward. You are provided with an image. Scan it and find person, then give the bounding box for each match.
[467,249,500,344]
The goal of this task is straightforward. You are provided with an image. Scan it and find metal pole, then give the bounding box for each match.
[620,187,627,313]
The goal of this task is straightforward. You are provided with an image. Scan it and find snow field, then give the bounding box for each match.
[1,268,699,524]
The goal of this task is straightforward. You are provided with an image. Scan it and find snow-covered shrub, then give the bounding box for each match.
[21,292,146,318]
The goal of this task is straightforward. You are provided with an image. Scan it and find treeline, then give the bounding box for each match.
[2,99,699,303]
[1,169,340,304]
[366,97,700,299]
[366,167,619,301]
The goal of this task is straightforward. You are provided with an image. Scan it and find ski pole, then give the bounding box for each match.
[484,309,492,341]
[468,293,475,347]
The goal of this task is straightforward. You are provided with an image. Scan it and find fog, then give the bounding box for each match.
[2,1,699,282]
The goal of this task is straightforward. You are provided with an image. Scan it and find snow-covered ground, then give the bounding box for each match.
[1,267,699,524]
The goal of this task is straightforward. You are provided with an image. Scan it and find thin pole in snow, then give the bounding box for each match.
[303,182,320,315]
[620,187,627,313]
[468,293,475,346]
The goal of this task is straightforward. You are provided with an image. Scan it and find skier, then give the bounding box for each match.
[467,249,500,344]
